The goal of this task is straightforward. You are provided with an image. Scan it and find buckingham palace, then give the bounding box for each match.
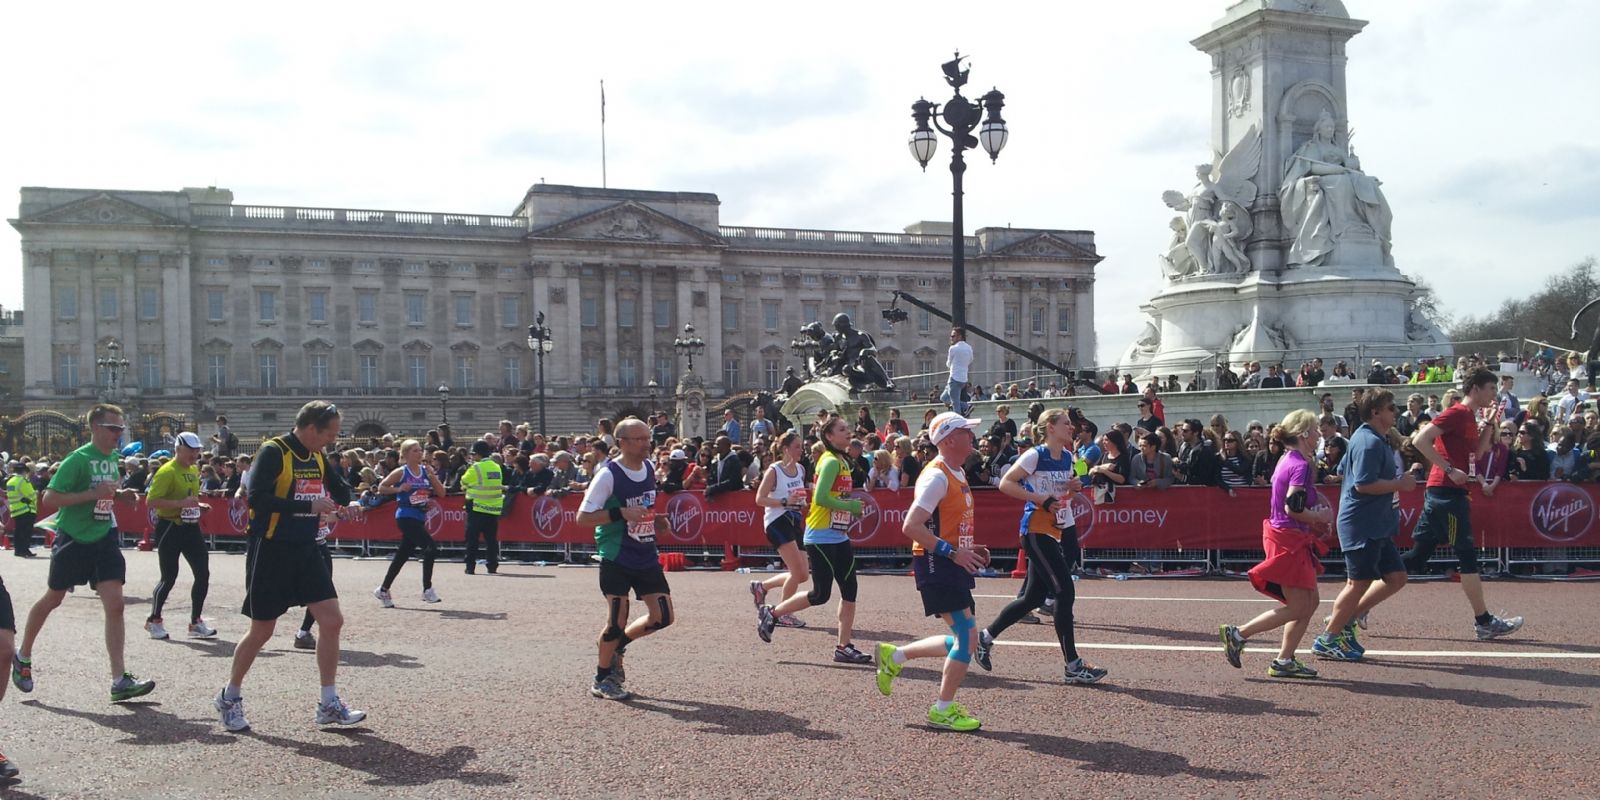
[10,183,1100,439]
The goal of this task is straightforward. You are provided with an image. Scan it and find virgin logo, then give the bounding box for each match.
[846,492,882,543]
[665,493,704,542]
[424,501,444,536]
[1529,483,1594,543]
[228,497,249,533]
[1068,492,1094,542]
[530,495,564,539]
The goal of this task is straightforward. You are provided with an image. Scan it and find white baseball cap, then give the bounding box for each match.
[928,411,982,445]
[175,431,204,450]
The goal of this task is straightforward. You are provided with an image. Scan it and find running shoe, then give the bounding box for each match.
[294,631,317,650]
[927,702,982,732]
[145,619,169,640]
[1267,658,1319,679]
[611,654,626,685]
[973,630,995,672]
[315,695,368,726]
[589,675,630,701]
[215,690,250,732]
[373,587,394,608]
[834,643,872,665]
[756,604,776,643]
[874,643,902,696]
[111,672,156,702]
[1475,614,1524,640]
[10,655,31,694]
[422,587,441,604]
[1311,632,1362,662]
[1038,601,1055,617]
[1356,611,1371,630]
[1063,659,1109,685]
[1219,624,1244,669]
[1019,613,1042,625]
[188,620,218,639]
[775,614,807,628]
[0,751,18,779]
[749,580,767,608]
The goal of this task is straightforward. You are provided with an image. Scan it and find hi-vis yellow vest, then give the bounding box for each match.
[462,459,505,515]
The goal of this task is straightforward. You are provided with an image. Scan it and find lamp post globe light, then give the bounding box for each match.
[647,378,659,409]
[97,339,131,403]
[437,384,450,426]
[908,51,1008,330]
[527,312,554,435]
[673,323,706,375]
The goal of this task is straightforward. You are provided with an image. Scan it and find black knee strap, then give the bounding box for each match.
[645,596,673,631]
[601,597,627,641]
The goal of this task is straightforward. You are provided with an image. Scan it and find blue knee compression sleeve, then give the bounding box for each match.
[947,609,975,663]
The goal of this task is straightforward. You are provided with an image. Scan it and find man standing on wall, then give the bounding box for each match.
[944,327,974,416]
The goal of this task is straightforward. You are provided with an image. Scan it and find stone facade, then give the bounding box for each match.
[11,184,1099,440]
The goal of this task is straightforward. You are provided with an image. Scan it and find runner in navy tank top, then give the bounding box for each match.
[374,440,447,608]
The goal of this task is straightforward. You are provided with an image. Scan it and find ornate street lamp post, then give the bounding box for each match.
[908,52,1009,330]
[527,312,555,434]
[97,339,131,404]
[673,323,706,374]
[437,384,450,427]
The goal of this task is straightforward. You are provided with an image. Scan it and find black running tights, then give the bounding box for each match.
[149,521,210,623]
[382,517,437,591]
[986,532,1078,662]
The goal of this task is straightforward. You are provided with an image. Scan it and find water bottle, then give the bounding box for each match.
[1114,573,1129,581]
[735,567,752,574]
[1071,574,1081,583]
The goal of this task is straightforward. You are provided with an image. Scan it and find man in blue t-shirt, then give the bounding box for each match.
[1313,388,1417,662]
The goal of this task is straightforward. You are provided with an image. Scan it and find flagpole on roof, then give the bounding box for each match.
[600,80,608,189]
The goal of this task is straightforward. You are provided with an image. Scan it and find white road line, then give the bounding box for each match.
[973,594,1332,603]
[992,641,1600,659]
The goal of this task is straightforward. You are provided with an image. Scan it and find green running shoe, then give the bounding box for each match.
[10,655,32,694]
[1267,658,1319,679]
[111,671,155,702]
[1219,624,1244,669]
[874,643,901,697]
[927,702,982,732]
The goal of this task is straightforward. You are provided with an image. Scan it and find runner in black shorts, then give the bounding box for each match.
[293,514,337,651]
[746,433,811,629]
[575,418,675,701]
[216,401,364,732]
[0,574,22,777]
[14,403,154,704]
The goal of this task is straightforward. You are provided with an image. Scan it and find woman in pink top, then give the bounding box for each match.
[1218,409,1334,679]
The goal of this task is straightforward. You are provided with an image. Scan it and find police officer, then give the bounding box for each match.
[6,462,37,558]
[461,440,505,575]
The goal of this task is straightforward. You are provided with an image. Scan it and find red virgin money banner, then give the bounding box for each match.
[10,482,1598,550]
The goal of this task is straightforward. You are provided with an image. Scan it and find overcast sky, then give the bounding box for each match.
[3,0,1596,364]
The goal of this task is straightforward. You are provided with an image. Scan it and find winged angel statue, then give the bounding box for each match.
[1159,124,1262,279]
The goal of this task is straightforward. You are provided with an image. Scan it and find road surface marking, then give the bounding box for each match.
[992,641,1600,659]
[974,594,1332,604]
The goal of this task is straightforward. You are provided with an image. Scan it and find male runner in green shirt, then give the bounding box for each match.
[12,404,155,702]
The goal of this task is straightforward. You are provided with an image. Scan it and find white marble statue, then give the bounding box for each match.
[1280,110,1394,268]
[1160,124,1262,279]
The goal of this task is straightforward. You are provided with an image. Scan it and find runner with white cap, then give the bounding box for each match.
[874,411,991,731]
[144,432,217,640]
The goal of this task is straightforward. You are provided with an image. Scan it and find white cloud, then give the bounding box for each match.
[2,0,1595,365]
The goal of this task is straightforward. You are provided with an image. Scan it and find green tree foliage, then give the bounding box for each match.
[1451,257,1599,352]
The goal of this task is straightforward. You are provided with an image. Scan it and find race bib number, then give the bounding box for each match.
[830,509,853,532]
[411,488,431,504]
[1054,502,1075,528]
[294,479,325,502]
[788,488,809,507]
[93,498,114,521]
[627,510,657,543]
[180,506,202,522]
[957,534,975,550]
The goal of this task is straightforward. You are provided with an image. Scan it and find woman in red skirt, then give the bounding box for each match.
[1219,409,1333,678]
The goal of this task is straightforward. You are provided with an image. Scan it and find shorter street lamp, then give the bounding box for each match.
[528,312,555,434]
[647,378,659,410]
[98,339,131,403]
[674,323,706,374]
[437,384,450,426]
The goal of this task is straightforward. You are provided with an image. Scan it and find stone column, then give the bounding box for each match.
[175,248,195,388]
[163,253,184,385]
[117,252,139,392]
[79,251,96,382]
[705,268,723,394]
[674,266,693,382]
[23,250,52,392]
[602,264,619,386]
[531,262,552,385]
[640,265,656,388]
[1075,277,1095,374]
[563,263,582,385]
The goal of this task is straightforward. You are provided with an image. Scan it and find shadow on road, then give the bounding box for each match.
[775,660,1050,691]
[22,700,238,747]
[1098,684,1319,718]
[1372,660,1600,691]
[963,727,1265,782]
[468,571,553,579]
[792,626,922,643]
[252,729,514,788]
[1245,676,1589,709]
[392,606,510,622]
[286,648,424,670]
[627,696,841,741]
[165,637,283,661]
[1376,634,1600,655]
[1075,622,1223,645]
[0,781,47,800]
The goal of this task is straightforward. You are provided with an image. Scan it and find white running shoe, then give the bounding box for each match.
[145,620,169,640]
[215,690,250,732]
[315,695,368,726]
[373,587,394,608]
[422,587,441,604]
[188,620,218,639]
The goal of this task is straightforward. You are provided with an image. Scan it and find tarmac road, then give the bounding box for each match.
[0,551,1595,799]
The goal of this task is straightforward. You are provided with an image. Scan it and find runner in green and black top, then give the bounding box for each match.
[144,432,217,641]
[574,418,675,701]
[12,404,155,704]
[215,401,364,732]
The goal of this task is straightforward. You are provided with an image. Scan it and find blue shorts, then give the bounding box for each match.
[1343,538,1404,581]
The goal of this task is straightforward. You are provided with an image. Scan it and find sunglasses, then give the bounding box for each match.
[96,423,127,433]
